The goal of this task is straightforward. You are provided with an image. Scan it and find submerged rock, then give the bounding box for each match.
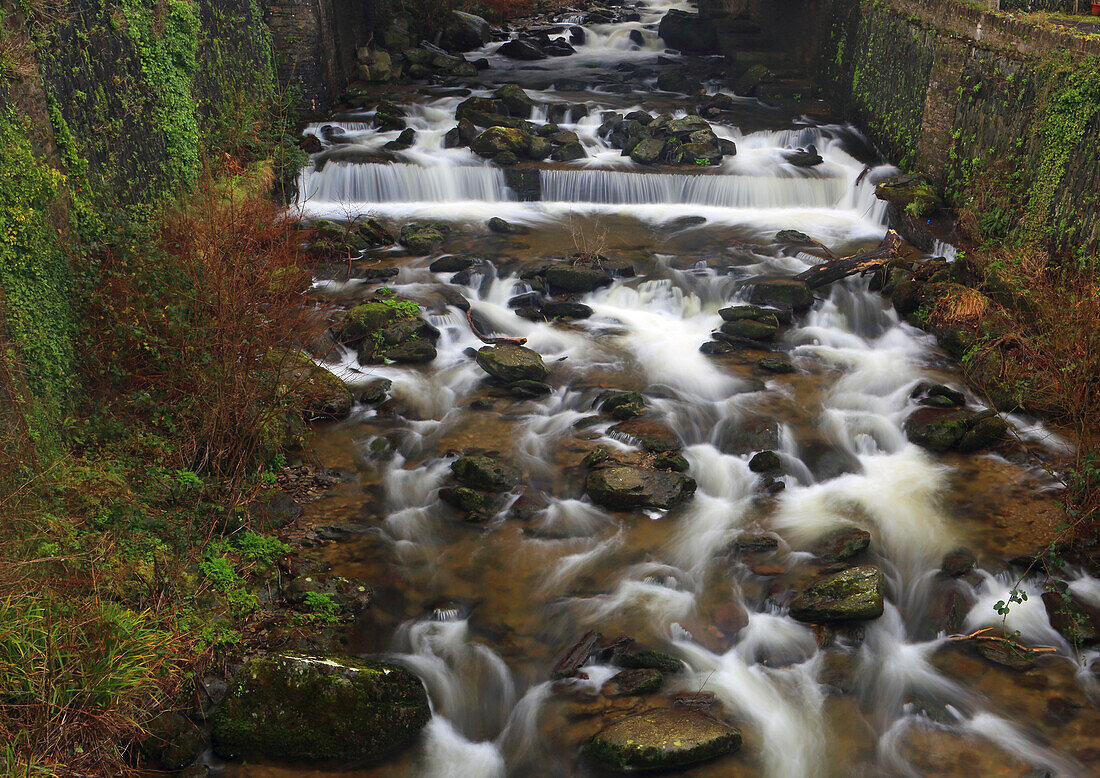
[586,466,696,510]
[212,654,429,760]
[586,708,740,771]
[790,565,885,622]
[451,455,521,491]
[476,343,550,383]
[604,668,663,696]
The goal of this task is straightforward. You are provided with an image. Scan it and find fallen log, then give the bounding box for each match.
[794,229,904,289]
[551,630,602,679]
[466,309,528,346]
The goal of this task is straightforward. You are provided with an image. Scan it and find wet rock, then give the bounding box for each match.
[143,711,207,769]
[790,565,885,622]
[940,549,976,577]
[497,39,546,60]
[912,382,966,409]
[904,408,1007,453]
[429,254,477,273]
[586,466,696,510]
[582,447,612,468]
[551,141,587,161]
[439,486,499,521]
[451,455,521,492]
[722,417,780,455]
[630,138,667,165]
[488,216,528,234]
[808,528,870,564]
[508,379,553,397]
[742,277,814,311]
[545,264,612,293]
[277,351,352,420]
[975,638,1044,670]
[718,304,784,324]
[471,126,533,159]
[399,222,449,254]
[541,301,593,319]
[212,654,430,760]
[384,128,417,150]
[442,10,490,52]
[652,452,689,471]
[604,668,663,696]
[249,490,303,529]
[386,338,436,363]
[733,533,779,553]
[875,174,941,218]
[700,340,734,354]
[748,450,781,473]
[758,356,796,373]
[551,630,602,679]
[476,343,550,383]
[735,63,773,96]
[1042,587,1100,646]
[720,318,777,340]
[611,648,684,674]
[494,83,537,117]
[784,145,823,167]
[608,417,681,452]
[586,708,739,771]
[657,9,719,53]
[601,391,647,420]
[299,134,323,154]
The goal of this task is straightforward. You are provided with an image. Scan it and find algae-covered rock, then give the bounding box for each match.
[720,318,777,340]
[611,648,683,674]
[586,708,739,771]
[790,565,884,622]
[471,126,532,158]
[604,668,663,696]
[212,654,429,760]
[476,343,550,383]
[601,391,646,420]
[810,526,871,563]
[451,455,521,491]
[586,466,696,510]
[904,408,1007,453]
[439,486,499,521]
[630,138,667,165]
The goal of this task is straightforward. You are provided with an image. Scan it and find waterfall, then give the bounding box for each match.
[540,169,850,209]
[298,161,514,204]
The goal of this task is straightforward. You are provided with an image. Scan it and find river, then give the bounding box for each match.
[227,1,1100,774]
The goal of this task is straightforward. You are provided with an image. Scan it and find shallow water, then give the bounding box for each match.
[227,2,1099,775]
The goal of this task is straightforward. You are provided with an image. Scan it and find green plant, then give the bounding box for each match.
[235,531,290,569]
[301,591,339,624]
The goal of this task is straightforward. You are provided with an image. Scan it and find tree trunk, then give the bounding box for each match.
[794,230,905,289]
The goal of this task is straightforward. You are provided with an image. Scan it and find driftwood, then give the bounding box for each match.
[466,309,528,346]
[551,630,602,679]
[794,229,905,289]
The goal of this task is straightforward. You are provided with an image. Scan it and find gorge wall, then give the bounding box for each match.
[766,0,1100,254]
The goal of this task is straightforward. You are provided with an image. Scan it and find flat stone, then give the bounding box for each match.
[585,708,740,771]
[586,466,696,510]
[604,668,663,696]
[476,343,549,383]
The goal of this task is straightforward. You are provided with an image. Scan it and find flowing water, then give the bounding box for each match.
[230,2,1100,775]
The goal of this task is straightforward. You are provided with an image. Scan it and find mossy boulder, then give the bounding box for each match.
[451,455,521,491]
[439,486,499,521]
[212,654,429,760]
[399,222,449,254]
[904,408,1007,453]
[720,318,777,340]
[605,668,663,696]
[338,302,402,343]
[586,466,696,510]
[789,565,884,622]
[601,391,647,420]
[471,126,533,158]
[551,141,587,161]
[611,648,683,674]
[493,83,537,117]
[875,174,941,218]
[276,351,353,420]
[810,526,871,563]
[476,343,549,382]
[630,138,667,165]
[586,708,739,771]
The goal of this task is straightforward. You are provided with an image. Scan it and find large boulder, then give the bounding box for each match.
[276,351,352,420]
[497,39,546,60]
[494,83,537,118]
[471,126,532,158]
[476,343,550,382]
[587,466,696,510]
[630,138,666,165]
[451,455,521,491]
[586,708,740,771]
[904,408,1007,453]
[441,10,490,52]
[657,9,719,53]
[212,654,430,760]
[399,222,449,254]
[789,566,885,622]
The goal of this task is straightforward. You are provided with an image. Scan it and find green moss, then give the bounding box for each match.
[0,114,76,447]
[119,0,201,193]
